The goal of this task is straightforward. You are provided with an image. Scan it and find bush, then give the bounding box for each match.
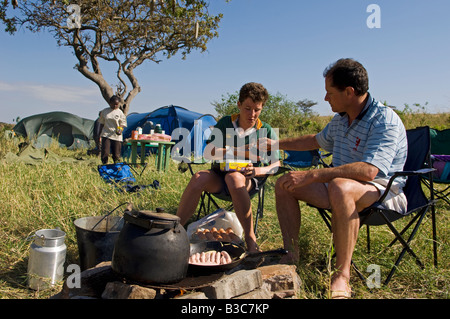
[212,91,324,136]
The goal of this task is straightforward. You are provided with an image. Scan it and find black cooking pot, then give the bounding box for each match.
[111,210,190,284]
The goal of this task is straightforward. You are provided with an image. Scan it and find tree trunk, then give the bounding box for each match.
[122,65,141,115]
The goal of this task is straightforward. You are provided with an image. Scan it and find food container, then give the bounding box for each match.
[219,161,250,172]
[186,209,244,245]
[131,130,138,140]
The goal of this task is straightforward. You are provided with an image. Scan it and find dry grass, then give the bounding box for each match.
[0,113,449,299]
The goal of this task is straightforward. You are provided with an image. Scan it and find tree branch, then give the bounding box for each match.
[3,0,225,114]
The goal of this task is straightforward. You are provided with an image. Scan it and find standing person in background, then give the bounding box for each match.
[99,95,127,164]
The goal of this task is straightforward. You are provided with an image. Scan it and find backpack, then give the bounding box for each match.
[98,163,136,184]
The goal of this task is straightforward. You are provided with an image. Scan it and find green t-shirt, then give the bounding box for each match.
[207,115,280,166]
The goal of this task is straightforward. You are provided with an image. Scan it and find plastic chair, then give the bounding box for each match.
[314,126,438,285]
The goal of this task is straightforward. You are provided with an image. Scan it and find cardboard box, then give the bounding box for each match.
[219,161,250,172]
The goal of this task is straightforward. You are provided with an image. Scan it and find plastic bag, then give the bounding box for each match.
[186,208,244,241]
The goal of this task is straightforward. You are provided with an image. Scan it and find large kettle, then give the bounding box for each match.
[111,209,190,284]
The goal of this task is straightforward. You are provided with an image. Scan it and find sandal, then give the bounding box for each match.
[330,290,353,299]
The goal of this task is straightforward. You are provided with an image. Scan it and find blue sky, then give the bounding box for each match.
[1,0,449,123]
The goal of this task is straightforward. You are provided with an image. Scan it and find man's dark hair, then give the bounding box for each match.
[323,58,369,96]
[238,82,269,105]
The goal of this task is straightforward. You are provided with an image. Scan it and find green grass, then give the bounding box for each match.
[0,113,449,299]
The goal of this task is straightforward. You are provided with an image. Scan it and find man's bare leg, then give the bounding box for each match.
[274,175,330,264]
[327,178,379,294]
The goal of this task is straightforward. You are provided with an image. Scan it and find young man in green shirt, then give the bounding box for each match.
[176,82,280,252]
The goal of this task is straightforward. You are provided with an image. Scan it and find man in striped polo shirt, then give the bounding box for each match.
[260,58,407,298]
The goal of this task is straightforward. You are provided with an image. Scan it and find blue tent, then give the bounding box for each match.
[123,105,217,155]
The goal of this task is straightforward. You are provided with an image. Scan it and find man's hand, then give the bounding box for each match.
[258,137,278,152]
[278,170,315,191]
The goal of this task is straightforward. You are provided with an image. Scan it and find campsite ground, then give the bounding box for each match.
[0,113,449,299]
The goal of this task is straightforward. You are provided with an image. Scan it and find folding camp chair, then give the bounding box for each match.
[283,149,331,170]
[314,126,438,285]
[186,161,269,236]
[188,150,329,234]
[176,118,282,236]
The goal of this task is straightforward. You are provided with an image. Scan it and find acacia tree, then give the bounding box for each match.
[1,0,225,114]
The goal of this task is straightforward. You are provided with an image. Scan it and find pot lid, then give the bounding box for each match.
[133,210,180,222]
[124,209,180,230]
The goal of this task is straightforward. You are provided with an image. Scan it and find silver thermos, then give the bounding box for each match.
[27,229,67,290]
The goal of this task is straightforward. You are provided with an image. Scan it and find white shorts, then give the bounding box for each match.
[368,178,408,214]
[324,178,408,214]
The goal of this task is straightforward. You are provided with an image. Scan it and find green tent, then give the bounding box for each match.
[13,111,94,149]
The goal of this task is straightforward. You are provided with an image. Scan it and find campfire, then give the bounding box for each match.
[53,257,302,299]
[49,208,302,299]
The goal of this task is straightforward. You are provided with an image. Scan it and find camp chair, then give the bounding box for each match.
[424,128,450,205]
[185,161,270,236]
[283,149,331,170]
[188,150,329,234]
[175,120,281,236]
[314,126,438,285]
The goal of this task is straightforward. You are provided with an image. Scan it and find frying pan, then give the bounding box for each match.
[188,241,287,274]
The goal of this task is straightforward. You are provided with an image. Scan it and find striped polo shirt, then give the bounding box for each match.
[315,94,408,187]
